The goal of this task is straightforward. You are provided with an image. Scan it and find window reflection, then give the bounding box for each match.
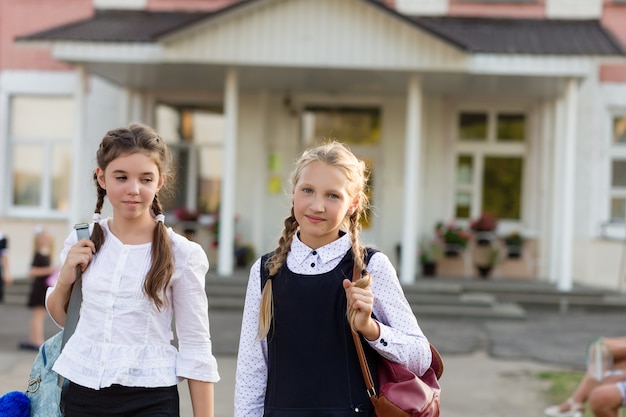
[459,112,487,141]
[613,116,626,144]
[497,114,525,142]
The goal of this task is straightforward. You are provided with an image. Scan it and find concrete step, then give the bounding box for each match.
[12,275,624,320]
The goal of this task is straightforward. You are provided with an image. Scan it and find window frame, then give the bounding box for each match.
[6,94,74,219]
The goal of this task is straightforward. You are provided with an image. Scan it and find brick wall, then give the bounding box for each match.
[0,0,92,70]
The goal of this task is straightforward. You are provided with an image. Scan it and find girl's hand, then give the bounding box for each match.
[343,279,380,341]
[58,238,95,287]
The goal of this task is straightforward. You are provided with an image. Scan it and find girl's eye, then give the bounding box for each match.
[328,193,339,199]
[142,178,153,183]
[115,176,127,181]
[302,188,312,194]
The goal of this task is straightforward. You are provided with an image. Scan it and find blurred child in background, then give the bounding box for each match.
[19,226,56,350]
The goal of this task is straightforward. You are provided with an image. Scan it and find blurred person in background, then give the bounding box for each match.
[0,228,11,302]
[19,226,57,350]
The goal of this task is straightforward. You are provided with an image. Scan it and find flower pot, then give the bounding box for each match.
[444,244,464,257]
[476,265,492,279]
[421,261,437,277]
[506,245,522,258]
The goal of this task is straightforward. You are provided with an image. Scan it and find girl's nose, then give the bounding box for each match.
[127,181,140,195]
[310,195,324,212]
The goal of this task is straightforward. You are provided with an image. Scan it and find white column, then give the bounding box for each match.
[539,101,555,279]
[70,65,87,227]
[549,97,565,284]
[217,69,238,276]
[556,78,579,292]
[400,75,423,284]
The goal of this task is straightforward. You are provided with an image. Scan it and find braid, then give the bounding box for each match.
[347,213,370,332]
[145,195,174,310]
[257,208,299,340]
[91,172,107,252]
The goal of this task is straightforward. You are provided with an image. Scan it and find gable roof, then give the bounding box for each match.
[409,16,626,56]
[16,2,626,57]
[16,9,214,43]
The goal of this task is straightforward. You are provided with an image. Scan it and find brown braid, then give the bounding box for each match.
[257,207,299,339]
[146,195,174,310]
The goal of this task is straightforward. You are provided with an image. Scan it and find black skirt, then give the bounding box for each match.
[64,382,180,417]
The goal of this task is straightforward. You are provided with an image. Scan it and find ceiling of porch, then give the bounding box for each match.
[86,61,569,103]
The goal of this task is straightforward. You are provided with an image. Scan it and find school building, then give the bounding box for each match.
[1,0,626,291]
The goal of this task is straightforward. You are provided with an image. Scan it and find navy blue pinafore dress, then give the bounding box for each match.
[260,249,380,417]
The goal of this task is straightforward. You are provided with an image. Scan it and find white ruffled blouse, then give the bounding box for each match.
[48,219,220,390]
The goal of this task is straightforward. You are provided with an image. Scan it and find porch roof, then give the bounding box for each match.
[18,4,626,57]
[13,0,626,98]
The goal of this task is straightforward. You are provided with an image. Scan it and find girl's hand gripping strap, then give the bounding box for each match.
[57,223,90,387]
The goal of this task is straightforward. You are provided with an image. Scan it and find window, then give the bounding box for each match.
[482,156,523,219]
[610,115,626,220]
[301,107,380,146]
[9,96,73,214]
[454,109,526,221]
[155,105,224,215]
[459,113,487,141]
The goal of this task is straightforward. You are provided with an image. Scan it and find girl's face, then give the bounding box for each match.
[292,160,357,249]
[96,152,164,222]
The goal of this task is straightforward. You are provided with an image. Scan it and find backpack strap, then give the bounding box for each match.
[58,223,90,388]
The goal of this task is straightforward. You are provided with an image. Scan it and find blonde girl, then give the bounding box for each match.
[234,141,432,417]
[46,123,219,417]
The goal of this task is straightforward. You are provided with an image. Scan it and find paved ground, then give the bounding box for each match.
[2,298,625,416]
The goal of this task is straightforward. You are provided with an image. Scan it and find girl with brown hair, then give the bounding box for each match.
[46,123,219,416]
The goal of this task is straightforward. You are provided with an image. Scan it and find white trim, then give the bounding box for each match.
[0,70,76,94]
[93,0,147,9]
[469,54,608,77]
[52,42,163,63]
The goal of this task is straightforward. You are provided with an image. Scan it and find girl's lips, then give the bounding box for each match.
[306,215,324,223]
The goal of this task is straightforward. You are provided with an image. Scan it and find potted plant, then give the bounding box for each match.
[234,242,256,268]
[470,212,498,245]
[504,231,524,258]
[419,239,443,278]
[435,221,470,257]
[475,246,501,279]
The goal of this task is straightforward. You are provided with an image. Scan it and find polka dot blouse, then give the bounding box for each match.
[233,232,432,417]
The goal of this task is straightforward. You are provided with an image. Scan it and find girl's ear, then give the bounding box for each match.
[349,196,360,215]
[157,174,166,191]
[96,167,106,189]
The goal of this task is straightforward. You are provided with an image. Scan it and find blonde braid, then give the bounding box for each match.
[347,212,371,332]
[257,208,299,339]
